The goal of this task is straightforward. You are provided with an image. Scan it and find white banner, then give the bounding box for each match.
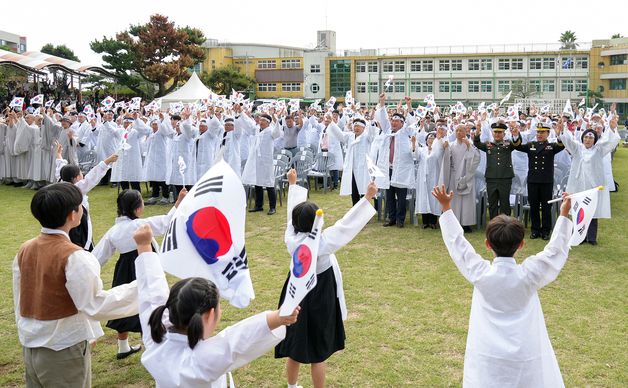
[568,187,600,246]
[279,209,324,317]
[160,160,254,308]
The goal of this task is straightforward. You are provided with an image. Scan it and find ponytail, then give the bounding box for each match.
[186,311,205,349]
[148,304,168,344]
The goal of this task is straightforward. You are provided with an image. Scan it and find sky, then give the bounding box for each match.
[3,0,626,66]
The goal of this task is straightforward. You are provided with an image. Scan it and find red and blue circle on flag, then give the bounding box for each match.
[186,207,233,265]
[292,244,312,278]
[576,208,585,225]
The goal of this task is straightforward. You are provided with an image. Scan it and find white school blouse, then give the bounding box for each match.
[135,252,285,388]
[439,209,572,388]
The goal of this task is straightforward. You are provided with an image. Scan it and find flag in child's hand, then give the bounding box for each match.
[568,187,601,246]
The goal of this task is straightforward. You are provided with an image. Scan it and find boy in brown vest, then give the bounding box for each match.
[13,182,139,387]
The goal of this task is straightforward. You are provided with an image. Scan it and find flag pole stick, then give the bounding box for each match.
[547,186,604,204]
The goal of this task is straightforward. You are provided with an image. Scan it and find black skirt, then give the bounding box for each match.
[274,266,345,364]
[106,250,141,333]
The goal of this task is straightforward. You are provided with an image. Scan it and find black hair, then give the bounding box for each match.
[30,182,83,229]
[148,277,219,349]
[292,201,320,233]
[59,164,81,183]
[581,129,599,144]
[171,115,182,121]
[116,189,143,220]
[485,215,525,257]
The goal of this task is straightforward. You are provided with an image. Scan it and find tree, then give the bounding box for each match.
[511,80,541,99]
[90,14,206,98]
[559,30,578,50]
[578,89,604,107]
[611,33,624,39]
[200,65,255,96]
[41,44,80,61]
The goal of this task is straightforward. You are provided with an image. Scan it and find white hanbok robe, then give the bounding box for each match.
[41,115,63,183]
[214,115,244,178]
[144,118,174,182]
[135,252,285,388]
[328,122,376,196]
[373,108,417,189]
[241,119,282,188]
[317,123,344,171]
[5,122,17,179]
[13,118,38,180]
[303,116,323,150]
[111,120,150,182]
[192,120,221,181]
[58,125,79,166]
[441,140,481,226]
[439,209,571,388]
[0,123,7,179]
[560,127,620,219]
[74,120,93,160]
[95,120,122,163]
[414,137,445,215]
[166,121,196,186]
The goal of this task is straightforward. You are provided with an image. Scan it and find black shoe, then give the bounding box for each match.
[422,224,430,229]
[397,222,404,228]
[588,240,597,246]
[463,226,473,233]
[541,233,550,241]
[530,232,540,239]
[383,221,396,227]
[248,207,263,213]
[117,345,142,360]
[430,224,438,230]
[267,208,276,215]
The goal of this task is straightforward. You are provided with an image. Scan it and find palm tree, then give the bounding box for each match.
[611,33,623,39]
[559,30,578,50]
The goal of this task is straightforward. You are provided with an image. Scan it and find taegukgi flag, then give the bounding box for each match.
[160,159,254,308]
[279,209,324,317]
[568,187,601,246]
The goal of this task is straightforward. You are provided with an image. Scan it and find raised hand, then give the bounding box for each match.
[287,168,297,185]
[364,181,378,200]
[431,184,454,211]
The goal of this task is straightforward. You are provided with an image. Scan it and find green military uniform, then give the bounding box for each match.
[473,122,521,219]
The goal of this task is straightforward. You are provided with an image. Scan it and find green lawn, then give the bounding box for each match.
[1,149,627,387]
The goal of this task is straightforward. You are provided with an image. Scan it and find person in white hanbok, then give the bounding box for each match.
[434,185,572,388]
[144,114,175,204]
[241,113,282,215]
[558,117,620,245]
[412,129,446,228]
[0,120,7,181]
[40,111,64,184]
[317,114,343,190]
[166,112,196,196]
[13,114,40,188]
[192,117,221,182]
[73,113,94,163]
[328,117,376,205]
[130,224,298,388]
[95,111,123,185]
[111,113,150,191]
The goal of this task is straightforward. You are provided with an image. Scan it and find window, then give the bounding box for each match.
[610,79,626,90]
[383,61,394,72]
[394,61,405,72]
[498,80,510,93]
[468,59,480,71]
[468,80,480,92]
[368,82,379,93]
[610,54,627,65]
[451,81,462,93]
[422,60,434,72]
[451,59,462,71]
[257,60,276,69]
[310,83,320,93]
[511,58,523,70]
[439,59,450,71]
[543,58,555,70]
[356,82,367,93]
[310,64,321,73]
[439,81,450,93]
[542,80,555,92]
[481,59,493,70]
[281,59,301,69]
[498,59,510,70]
[394,81,405,93]
[329,60,351,95]
[576,57,588,69]
[258,83,277,92]
[561,57,574,69]
[355,61,366,73]
[481,80,492,93]
[561,80,574,92]
[530,58,542,70]
[529,80,541,93]
[367,61,378,72]
[422,81,433,92]
[282,83,301,92]
[575,79,588,92]
[410,61,421,72]
[410,80,421,93]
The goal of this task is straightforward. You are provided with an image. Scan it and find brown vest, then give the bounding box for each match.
[17,233,82,320]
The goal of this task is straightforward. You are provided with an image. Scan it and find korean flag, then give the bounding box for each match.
[279,209,324,317]
[160,160,254,308]
[568,187,601,246]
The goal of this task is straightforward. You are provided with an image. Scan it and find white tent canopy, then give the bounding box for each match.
[161,72,211,105]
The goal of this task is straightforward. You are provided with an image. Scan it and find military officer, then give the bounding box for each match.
[512,122,565,240]
[473,121,520,219]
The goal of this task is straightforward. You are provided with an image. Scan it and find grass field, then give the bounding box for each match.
[1,149,627,387]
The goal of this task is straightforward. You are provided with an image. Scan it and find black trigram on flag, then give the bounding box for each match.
[288,282,296,298]
[221,246,248,281]
[195,175,223,197]
[307,227,319,240]
[305,273,316,290]
[583,196,591,205]
[161,217,178,253]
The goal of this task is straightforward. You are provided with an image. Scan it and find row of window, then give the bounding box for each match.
[355,57,589,73]
[257,83,302,92]
[610,79,626,90]
[257,59,302,69]
[353,79,588,94]
[610,54,627,66]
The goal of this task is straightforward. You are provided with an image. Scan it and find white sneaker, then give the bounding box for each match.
[145,197,159,205]
[159,197,171,205]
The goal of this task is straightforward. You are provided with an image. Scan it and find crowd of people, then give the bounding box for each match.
[7,88,623,387]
